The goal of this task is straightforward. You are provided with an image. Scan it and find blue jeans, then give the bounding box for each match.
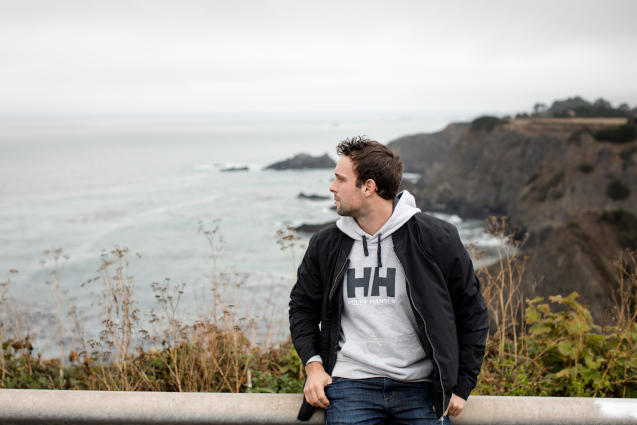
[325,377,452,425]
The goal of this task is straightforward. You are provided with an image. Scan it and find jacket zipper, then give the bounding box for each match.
[327,258,349,372]
[329,258,349,300]
[392,246,446,423]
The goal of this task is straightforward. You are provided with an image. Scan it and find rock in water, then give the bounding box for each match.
[265,153,336,170]
[297,192,330,200]
[295,221,336,233]
[220,166,249,172]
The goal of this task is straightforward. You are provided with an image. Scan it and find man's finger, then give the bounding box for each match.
[308,386,322,409]
[316,385,330,408]
[305,386,319,408]
[304,388,315,407]
[310,385,328,409]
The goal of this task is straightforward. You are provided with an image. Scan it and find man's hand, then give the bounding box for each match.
[444,393,466,417]
[304,362,332,409]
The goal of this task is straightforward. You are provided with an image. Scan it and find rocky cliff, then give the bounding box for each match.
[389,117,637,318]
[387,123,469,188]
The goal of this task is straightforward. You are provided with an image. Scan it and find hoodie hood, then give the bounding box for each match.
[336,190,421,244]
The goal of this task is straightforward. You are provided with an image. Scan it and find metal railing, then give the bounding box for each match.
[0,389,636,424]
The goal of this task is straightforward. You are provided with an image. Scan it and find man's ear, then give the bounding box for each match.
[363,179,376,198]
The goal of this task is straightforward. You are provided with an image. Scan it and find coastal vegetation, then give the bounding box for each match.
[536,171,564,202]
[568,123,636,144]
[471,217,637,398]
[607,179,631,201]
[470,116,503,132]
[600,210,637,250]
[1,218,636,397]
[516,96,637,119]
[592,124,637,144]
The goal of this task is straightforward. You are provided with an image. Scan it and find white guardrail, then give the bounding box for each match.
[0,390,636,424]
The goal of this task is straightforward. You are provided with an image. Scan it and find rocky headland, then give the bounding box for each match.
[388,110,637,319]
[265,153,336,170]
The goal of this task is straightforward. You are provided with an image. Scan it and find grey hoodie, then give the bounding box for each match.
[327,190,434,381]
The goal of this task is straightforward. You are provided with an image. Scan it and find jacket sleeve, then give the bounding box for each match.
[289,232,325,365]
[438,226,489,400]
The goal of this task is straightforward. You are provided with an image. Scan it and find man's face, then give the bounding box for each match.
[329,156,365,217]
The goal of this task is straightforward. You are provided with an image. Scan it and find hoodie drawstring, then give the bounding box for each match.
[362,234,382,267]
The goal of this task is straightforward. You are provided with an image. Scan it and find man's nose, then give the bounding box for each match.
[329,181,337,193]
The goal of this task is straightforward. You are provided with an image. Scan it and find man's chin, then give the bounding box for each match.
[336,206,353,217]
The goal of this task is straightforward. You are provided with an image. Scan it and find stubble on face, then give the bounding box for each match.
[335,200,356,217]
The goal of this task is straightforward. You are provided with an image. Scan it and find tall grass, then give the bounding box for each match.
[0,221,304,393]
[0,216,635,396]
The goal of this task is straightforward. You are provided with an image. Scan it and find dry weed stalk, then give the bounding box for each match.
[277,226,305,279]
[595,250,637,397]
[196,220,257,391]
[84,246,144,391]
[199,219,223,326]
[0,269,29,385]
[469,216,530,363]
[40,248,69,386]
[83,221,279,393]
[469,216,549,394]
[2,220,308,393]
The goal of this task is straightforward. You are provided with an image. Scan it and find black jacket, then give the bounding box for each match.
[289,211,489,422]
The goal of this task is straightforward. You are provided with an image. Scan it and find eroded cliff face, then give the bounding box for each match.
[414,127,562,219]
[412,118,637,243]
[387,123,469,177]
[390,118,637,318]
[521,212,627,321]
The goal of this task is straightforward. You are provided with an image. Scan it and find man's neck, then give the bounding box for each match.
[355,198,394,235]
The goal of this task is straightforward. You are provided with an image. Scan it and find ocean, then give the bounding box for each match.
[0,113,496,354]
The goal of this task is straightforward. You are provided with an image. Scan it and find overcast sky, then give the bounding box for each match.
[1,0,636,116]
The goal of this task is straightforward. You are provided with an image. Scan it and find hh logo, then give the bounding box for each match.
[346,268,396,298]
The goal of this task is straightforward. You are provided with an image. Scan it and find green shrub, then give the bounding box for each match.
[550,97,631,118]
[607,179,631,200]
[479,290,637,397]
[593,124,637,143]
[246,348,305,394]
[537,171,564,202]
[579,163,594,173]
[472,217,637,398]
[471,116,503,132]
[551,190,564,200]
[568,129,591,143]
[527,172,540,184]
[619,146,637,160]
[600,209,637,249]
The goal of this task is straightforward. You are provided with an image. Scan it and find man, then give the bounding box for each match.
[289,137,488,424]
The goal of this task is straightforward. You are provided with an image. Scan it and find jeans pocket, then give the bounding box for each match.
[330,376,344,384]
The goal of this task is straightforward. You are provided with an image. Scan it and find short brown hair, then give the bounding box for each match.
[336,136,403,200]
